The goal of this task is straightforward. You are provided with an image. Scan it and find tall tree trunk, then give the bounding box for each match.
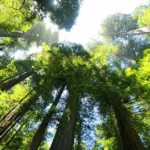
[50,93,78,150]
[76,119,82,150]
[0,90,34,120]
[0,71,26,84]
[113,120,124,150]
[1,118,28,150]
[110,98,145,150]
[0,70,34,91]
[0,113,24,143]
[0,96,37,142]
[0,31,28,38]
[127,26,150,35]
[29,85,65,150]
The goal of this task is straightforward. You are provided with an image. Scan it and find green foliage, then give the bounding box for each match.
[34,0,81,30]
[1,2,150,149]
[101,13,138,41]
[0,83,30,117]
[138,7,150,27]
[0,0,37,32]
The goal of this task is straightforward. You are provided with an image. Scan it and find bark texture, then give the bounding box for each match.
[1,118,28,150]
[50,93,78,150]
[0,70,33,91]
[29,85,65,150]
[0,31,28,38]
[111,98,145,150]
[127,26,150,35]
[0,96,37,142]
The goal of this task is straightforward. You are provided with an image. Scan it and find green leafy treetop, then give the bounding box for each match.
[34,0,82,30]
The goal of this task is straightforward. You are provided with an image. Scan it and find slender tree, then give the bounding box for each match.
[0,70,34,91]
[1,118,29,150]
[29,84,65,150]
[0,95,38,142]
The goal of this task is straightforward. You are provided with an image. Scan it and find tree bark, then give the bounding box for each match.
[0,96,37,142]
[127,26,150,35]
[76,119,82,150]
[0,31,28,38]
[0,90,34,120]
[1,118,28,150]
[0,71,26,84]
[0,70,33,91]
[50,93,78,150]
[110,98,145,150]
[29,85,65,150]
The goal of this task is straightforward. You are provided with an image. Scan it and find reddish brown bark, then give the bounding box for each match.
[50,94,78,150]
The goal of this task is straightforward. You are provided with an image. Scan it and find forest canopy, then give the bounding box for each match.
[0,0,150,150]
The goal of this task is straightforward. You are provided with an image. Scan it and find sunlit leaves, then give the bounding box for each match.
[0,0,37,32]
[90,45,118,66]
[138,8,150,27]
[0,84,30,117]
[0,60,18,81]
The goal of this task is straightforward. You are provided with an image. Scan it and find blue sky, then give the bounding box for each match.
[59,0,148,46]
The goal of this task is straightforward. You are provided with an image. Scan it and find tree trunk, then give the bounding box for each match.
[113,122,124,150]
[29,85,65,150]
[0,96,37,142]
[0,71,26,84]
[50,93,78,150]
[76,119,82,150]
[127,26,150,35]
[0,113,24,143]
[111,98,145,150]
[1,118,28,150]
[0,31,27,38]
[0,90,33,120]
[0,70,33,91]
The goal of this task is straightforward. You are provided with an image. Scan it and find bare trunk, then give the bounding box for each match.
[127,26,150,35]
[0,70,33,91]
[113,122,124,150]
[29,85,65,150]
[0,90,33,120]
[0,31,27,38]
[111,98,145,150]
[50,93,78,150]
[0,96,37,141]
[0,113,24,142]
[76,120,82,150]
[1,118,28,150]
[0,71,26,84]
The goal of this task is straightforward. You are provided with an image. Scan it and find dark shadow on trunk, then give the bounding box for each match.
[0,70,34,91]
[29,85,65,150]
[50,93,79,150]
[1,118,28,150]
[110,97,145,150]
[0,95,37,142]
